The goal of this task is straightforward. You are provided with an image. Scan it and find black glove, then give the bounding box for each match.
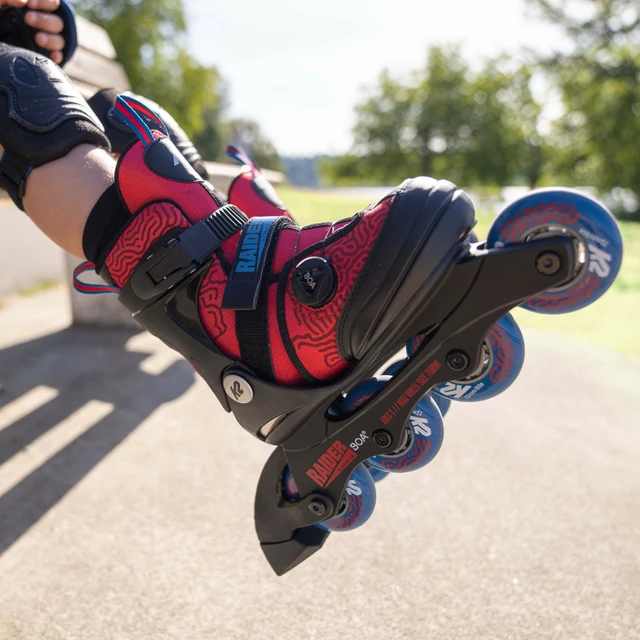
[88,88,209,180]
[0,0,78,67]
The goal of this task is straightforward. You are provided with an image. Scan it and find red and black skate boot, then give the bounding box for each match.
[84,95,477,393]
[82,96,583,575]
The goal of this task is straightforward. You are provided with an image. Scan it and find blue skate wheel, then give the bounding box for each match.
[432,393,452,418]
[283,464,376,532]
[365,463,390,483]
[408,314,525,402]
[382,359,406,376]
[487,189,623,314]
[343,377,444,473]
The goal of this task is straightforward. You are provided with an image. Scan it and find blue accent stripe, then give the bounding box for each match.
[114,96,154,147]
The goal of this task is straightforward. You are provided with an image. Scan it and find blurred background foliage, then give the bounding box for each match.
[321,48,543,190]
[74,0,637,218]
[72,0,281,169]
[322,0,639,219]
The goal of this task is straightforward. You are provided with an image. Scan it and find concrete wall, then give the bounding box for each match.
[0,204,64,298]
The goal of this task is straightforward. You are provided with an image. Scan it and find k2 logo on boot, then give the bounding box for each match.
[223,374,254,404]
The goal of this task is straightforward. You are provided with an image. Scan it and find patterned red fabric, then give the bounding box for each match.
[283,199,391,380]
[271,225,332,273]
[106,137,398,388]
[198,258,240,360]
[105,202,189,288]
[116,141,216,224]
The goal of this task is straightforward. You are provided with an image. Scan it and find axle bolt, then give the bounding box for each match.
[447,350,470,372]
[535,252,562,276]
[373,430,393,449]
[308,500,326,517]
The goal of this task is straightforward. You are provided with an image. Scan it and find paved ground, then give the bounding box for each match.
[0,288,638,640]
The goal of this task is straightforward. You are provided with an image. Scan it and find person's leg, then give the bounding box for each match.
[20,144,115,258]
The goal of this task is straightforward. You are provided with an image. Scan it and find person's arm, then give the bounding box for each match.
[0,0,66,64]
[0,43,112,258]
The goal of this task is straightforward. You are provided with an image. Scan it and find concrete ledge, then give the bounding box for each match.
[0,204,64,297]
[204,161,285,192]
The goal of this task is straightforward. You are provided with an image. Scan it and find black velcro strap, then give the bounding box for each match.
[0,153,32,210]
[222,217,280,311]
[130,204,248,300]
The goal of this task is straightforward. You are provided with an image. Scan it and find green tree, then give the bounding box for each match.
[221,118,282,171]
[73,0,223,148]
[528,0,640,217]
[323,47,542,188]
[74,0,281,168]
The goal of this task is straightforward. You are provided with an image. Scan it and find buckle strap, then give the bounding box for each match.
[0,153,32,211]
[222,217,281,311]
[130,204,248,300]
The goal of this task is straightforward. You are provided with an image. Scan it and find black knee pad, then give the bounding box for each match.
[0,44,110,210]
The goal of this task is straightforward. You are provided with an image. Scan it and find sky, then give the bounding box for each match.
[184,0,569,156]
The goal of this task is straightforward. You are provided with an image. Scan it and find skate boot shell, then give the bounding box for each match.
[84,96,623,576]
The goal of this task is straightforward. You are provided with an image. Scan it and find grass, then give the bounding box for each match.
[18,279,63,297]
[278,186,640,358]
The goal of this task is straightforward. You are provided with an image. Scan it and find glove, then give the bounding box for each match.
[0,0,78,67]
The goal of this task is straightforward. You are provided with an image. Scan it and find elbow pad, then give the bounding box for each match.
[0,44,110,210]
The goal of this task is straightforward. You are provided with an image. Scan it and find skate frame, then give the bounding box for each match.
[253,235,575,575]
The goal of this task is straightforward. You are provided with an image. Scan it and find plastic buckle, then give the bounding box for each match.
[129,204,249,301]
[130,236,195,300]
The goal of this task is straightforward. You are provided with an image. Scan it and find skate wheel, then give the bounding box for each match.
[283,464,376,532]
[432,393,452,418]
[382,359,406,376]
[407,313,525,402]
[343,377,444,473]
[365,463,390,483]
[487,189,623,314]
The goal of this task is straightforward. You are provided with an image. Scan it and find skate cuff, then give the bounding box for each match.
[129,204,249,300]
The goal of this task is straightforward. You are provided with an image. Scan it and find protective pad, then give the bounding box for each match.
[0,44,109,210]
[0,0,78,67]
[88,88,209,179]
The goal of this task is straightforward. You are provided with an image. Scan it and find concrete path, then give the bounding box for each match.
[0,288,638,640]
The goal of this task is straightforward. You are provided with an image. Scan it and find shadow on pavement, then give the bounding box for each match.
[0,326,196,555]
